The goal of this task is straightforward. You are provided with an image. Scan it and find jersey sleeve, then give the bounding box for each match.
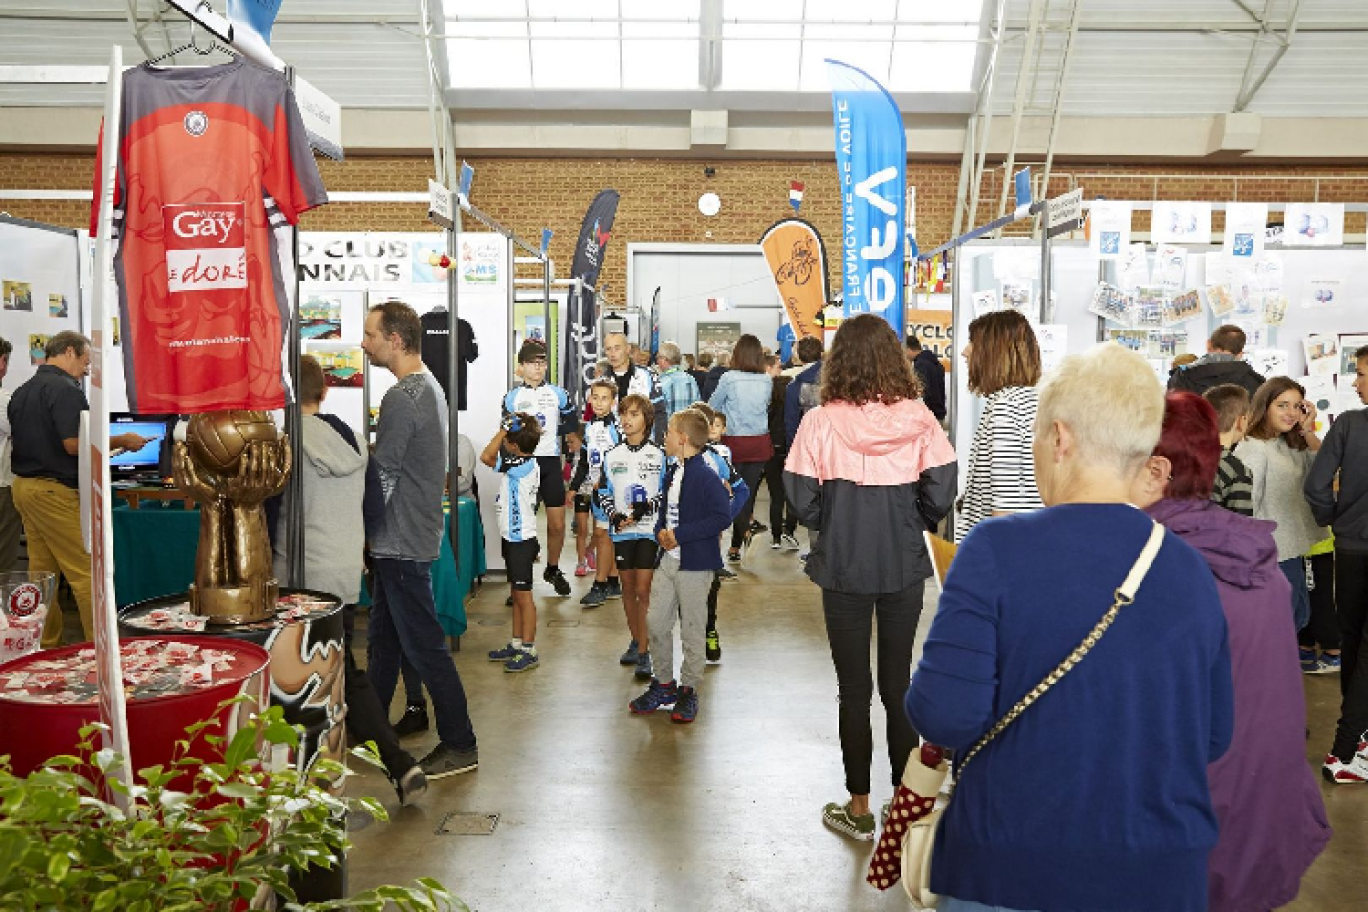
[263,82,328,224]
[502,389,517,420]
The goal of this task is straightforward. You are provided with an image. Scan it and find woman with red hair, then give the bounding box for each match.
[1132,392,1329,912]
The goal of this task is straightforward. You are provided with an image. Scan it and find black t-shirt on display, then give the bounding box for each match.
[420,309,478,410]
[8,364,87,488]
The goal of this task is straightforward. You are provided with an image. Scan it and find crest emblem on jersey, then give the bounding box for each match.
[184,111,210,136]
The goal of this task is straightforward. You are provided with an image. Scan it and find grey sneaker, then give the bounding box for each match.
[418,743,478,780]
[620,639,639,665]
[781,533,801,550]
[605,578,624,600]
[397,765,427,806]
[716,567,738,582]
[634,650,653,681]
[580,583,607,608]
[822,801,875,842]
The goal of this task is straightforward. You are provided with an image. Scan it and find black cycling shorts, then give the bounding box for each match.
[614,537,659,572]
[502,538,540,591]
[573,493,592,514]
[535,455,567,509]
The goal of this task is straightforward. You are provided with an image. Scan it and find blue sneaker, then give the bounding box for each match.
[488,642,519,662]
[605,578,623,600]
[1313,653,1342,675]
[634,650,653,681]
[671,686,698,724]
[504,650,540,673]
[619,639,639,665]
[629,679,678,714]
[1300,648,1320,674]
[580,583,607,608]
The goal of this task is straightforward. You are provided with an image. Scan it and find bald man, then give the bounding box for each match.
[603,333,665,442]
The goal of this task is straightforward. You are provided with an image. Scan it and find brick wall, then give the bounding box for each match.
[2,152,1365,297]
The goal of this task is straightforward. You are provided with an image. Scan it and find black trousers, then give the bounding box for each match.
[822,581,925,795]
[343,605,415,780]
[706,572,720,632]
[729,461,766,549]
[764,449,798,539]
[1300,551,1340,651]
[1333,550,1368,761]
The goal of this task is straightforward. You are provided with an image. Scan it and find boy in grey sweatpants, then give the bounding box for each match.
[629,411,734,724]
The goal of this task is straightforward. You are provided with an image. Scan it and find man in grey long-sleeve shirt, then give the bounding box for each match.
[361,301,478,779]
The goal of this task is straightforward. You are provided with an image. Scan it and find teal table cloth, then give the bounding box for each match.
[111,501,199,608]
[432,497,485,638]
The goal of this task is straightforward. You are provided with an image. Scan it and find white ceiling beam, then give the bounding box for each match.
[1235,0,1303,112]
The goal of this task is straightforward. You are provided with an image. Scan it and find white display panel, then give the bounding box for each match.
[1,216,84,391]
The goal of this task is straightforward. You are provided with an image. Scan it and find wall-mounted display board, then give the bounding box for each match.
[1,216,84,391]
[951,239,1368,474]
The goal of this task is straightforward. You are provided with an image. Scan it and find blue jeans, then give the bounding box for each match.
[367,557,477,751]
[1279,556,1311,632]
[941,899,1038,912]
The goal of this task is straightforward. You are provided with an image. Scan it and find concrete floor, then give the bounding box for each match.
[337,512,1366,912]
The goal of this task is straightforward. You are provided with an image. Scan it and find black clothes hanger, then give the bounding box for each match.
[146,18,237,66]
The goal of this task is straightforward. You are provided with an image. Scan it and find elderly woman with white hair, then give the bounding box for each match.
[906,343,1234,912]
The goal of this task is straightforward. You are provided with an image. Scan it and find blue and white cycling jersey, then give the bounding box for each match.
[577,416,622,498]
[702,442,732,481]
[595,439,667,542]
[495,453,540,543]
[503,382,577,457]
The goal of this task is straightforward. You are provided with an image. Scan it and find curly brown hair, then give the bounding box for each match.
[820,314,922,406]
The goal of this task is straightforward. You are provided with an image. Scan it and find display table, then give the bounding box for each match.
[432,497,485,639]
[0,635,270,779]
[113,485,197,511]
[112,497,485,631]
[112,501,199,608]
[119,592,345,777]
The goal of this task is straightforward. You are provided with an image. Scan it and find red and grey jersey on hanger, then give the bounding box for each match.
[91,58,327,413]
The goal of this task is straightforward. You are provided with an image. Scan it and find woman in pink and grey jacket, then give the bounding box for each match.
[784,314,957,842]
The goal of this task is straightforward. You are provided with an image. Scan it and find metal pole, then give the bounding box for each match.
[1039,230,1051,325]
[543,256,553,382]
[284,64,305,590]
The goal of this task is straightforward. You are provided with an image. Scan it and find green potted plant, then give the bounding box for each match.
[0,701,464,911]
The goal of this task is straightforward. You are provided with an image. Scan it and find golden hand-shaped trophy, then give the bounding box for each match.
[173,411,291,624]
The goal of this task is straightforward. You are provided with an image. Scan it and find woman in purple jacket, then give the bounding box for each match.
[1133,392,1330,912]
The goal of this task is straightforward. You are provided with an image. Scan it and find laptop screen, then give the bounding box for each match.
[110,421,169,470]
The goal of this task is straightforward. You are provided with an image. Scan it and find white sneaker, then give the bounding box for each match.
[1322,752,1368,784]
[781,533,801,550]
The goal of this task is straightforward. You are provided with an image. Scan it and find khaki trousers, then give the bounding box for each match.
[11,476,92,646]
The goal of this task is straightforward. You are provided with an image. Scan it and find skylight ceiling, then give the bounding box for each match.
[443,0,984,95]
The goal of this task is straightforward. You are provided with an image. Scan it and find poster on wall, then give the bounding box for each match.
[696,322,742,362]
[906,310,954,371]
[1284,203,1345,247]
[1151,202,1212,245]
[1339,334,1368,376]
[457,233,505,289]
[1223,202,1267,260]
[1089,201,1131,260]
[1305,334,1340,375]
[305,343,365,388]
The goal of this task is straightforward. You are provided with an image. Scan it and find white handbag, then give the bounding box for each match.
[900,521,1165,908]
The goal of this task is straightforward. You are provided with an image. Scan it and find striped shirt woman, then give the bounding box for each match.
[954,310,1045,543]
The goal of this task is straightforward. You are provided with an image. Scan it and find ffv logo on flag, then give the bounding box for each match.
[163,202,248,293]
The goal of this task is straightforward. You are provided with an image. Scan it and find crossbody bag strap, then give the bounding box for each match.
[954,520,1165,779]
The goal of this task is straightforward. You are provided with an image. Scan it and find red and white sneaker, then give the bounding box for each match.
[586,550,597,572]
[574,558,590,578]
[1322,753,1368,784]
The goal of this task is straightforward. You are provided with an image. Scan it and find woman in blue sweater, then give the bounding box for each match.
[906,343,1234,912]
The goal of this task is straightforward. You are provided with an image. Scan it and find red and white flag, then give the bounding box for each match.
[706,296,734,312]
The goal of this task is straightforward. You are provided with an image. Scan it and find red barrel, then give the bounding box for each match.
[0,636,270,779]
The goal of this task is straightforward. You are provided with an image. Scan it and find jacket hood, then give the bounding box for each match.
[825,399,943,457]
[301,415,367,478]
[1145,498,1278,589]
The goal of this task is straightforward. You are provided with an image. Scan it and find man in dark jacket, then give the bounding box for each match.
[784,336,824,448]
[1168,324,1266,396]
[700,353,729,401]
[905,334,946,421]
